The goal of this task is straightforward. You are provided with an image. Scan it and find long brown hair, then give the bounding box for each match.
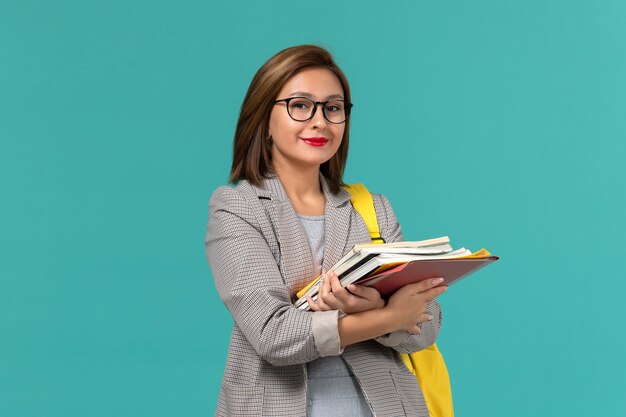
[229,45,351,194]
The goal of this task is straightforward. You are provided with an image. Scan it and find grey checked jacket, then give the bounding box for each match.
[206,175,442,417]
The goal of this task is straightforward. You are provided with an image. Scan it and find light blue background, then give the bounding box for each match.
[2,1,625,416]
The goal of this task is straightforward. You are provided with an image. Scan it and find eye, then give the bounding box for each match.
[290,99,311,110]
[325,101,344,113]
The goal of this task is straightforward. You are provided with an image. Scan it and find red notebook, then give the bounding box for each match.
[359,256,499,297]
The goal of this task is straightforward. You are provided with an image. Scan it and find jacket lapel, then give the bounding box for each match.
[258,176,315,293]
[321,178,372,272]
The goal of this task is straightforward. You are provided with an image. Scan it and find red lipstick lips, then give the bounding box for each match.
[301,137,329,147]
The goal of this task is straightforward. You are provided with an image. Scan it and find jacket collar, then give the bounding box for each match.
[255,174,353,208]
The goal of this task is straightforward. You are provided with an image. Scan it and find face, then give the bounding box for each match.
[268,67,346,173]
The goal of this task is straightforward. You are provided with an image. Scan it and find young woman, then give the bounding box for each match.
[206,45,447,417]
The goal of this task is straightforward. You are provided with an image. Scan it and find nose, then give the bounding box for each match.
[310,103,328,128]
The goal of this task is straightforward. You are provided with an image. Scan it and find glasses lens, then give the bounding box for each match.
[285,98,350,123]
[287,98,315,121]
[323,101,347,124]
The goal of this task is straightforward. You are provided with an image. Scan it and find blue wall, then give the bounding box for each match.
[2,1,625,416]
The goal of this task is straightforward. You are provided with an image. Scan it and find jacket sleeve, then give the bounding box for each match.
[371,193,442,353]
[206,186,341,366]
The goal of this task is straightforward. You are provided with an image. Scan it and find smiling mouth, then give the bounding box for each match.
[301,137,329,146]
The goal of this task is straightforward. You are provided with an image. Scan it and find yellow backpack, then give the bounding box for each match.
[343,183,454,417]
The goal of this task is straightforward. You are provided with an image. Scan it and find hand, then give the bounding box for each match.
[384,277,448,334]
[307,270,385,314]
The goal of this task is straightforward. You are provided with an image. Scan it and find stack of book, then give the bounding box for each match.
[294,236,498,310]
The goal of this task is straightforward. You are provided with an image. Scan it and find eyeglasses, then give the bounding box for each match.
[274,97,353,124]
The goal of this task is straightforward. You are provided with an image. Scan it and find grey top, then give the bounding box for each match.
[297,214,373,417]
[296,214,325,277]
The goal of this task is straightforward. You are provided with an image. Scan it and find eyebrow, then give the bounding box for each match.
[287,91,345,100]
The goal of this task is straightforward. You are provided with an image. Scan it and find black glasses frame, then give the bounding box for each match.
[274,97,353,124]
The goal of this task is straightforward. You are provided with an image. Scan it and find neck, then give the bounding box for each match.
[272,162,325,216]
[274,162,322,197]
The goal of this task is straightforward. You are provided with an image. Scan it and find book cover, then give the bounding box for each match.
[359,256,499,297]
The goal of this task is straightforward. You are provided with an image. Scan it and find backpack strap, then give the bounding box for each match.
[342,183,385,244]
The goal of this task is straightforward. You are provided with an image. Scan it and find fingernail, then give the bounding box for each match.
[428,314,433,321]
[433,277,444,285]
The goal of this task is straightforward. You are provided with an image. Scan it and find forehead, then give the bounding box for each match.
[277,67,344,99]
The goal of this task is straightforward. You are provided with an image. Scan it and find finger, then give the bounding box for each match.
[317,274,330,299]
[320,271,346,308]
[346,284,379,301]
[317,274,339,309]
[329,288,351,306]
[321,272,333,296]
[421,285,449,302]
[322,292,341,310]
[417,277,446,292]
[307,295,320,311]
[315,275,333,310]
[328,270,344,294]
[400,277,446,295]
[329,274,360,308]
[416,312,434,324]
[407,325,421,335]
[315,292,332,310]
